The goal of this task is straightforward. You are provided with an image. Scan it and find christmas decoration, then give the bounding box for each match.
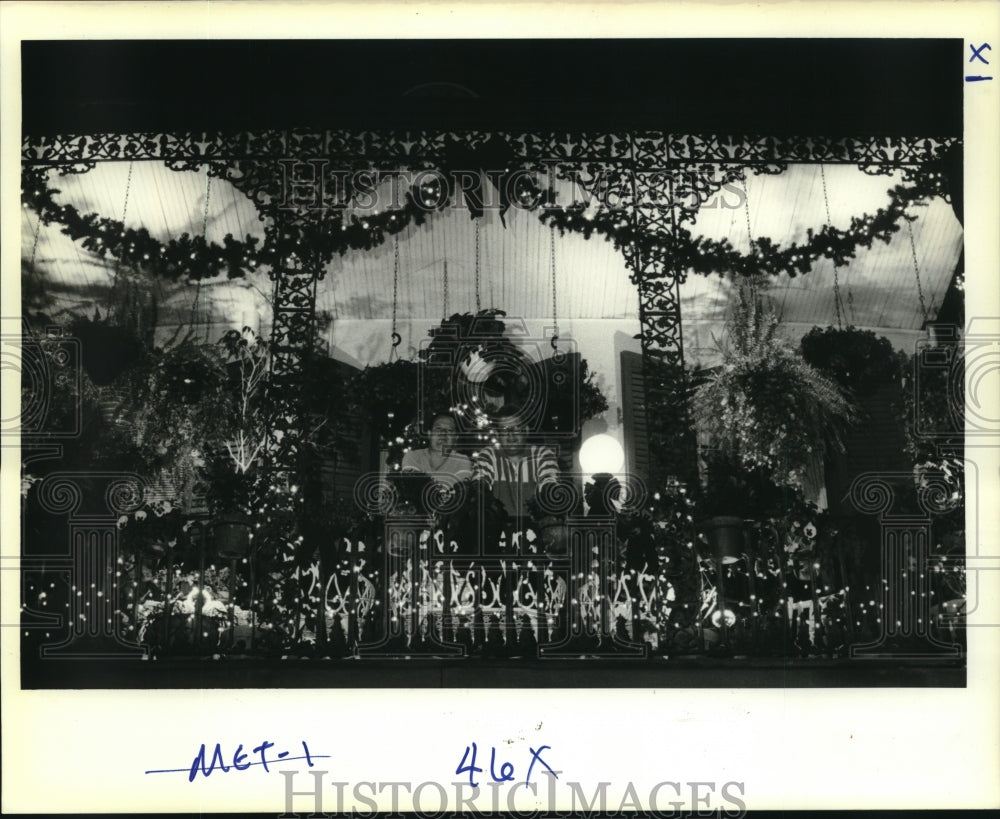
[19,124,964,664]
[20,162,540,283]
[23,159,952,284]
[349,310,608,467]
[540,168,951,282]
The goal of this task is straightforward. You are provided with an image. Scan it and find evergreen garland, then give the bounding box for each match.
[540,173,944,281]
[20,165,454,281]
[23,160,951,283]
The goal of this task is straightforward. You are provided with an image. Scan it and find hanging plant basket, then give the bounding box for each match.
[97,385,129,426]
[70,317,141,386]
[700,516,745,564]
[800,325,907,396]
[211,512,252,559]
[691,283,857,495]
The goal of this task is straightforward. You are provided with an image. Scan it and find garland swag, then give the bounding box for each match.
[22,160,952,284]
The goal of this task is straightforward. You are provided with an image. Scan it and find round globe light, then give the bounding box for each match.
[578,433,625,476]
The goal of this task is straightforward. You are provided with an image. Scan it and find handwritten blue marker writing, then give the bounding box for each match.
[969,43,991,64]
[967,42,992,80]
[456,741,557,787]
[143,740,330,781]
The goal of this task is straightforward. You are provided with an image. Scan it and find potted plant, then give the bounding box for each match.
[690,280,857,562]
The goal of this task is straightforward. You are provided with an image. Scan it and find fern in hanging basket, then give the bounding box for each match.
[691,283,857,492]
[800,325,908,396]
[69,310,142,386]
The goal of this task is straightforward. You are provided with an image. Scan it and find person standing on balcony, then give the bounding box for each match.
[400,411,474,487]
[473,409,560,520]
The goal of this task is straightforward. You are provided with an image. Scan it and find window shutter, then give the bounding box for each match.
[620,350,651,481]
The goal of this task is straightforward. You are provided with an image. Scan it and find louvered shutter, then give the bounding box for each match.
[620,350,651,481]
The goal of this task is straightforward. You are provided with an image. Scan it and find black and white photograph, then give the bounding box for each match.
[3,1,999,814]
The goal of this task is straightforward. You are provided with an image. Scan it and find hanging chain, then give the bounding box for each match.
[906,214,930,323]
[21,196,46,343]
[442,259,449,319]
[28,203,43,271]
[550,223,559,348]
[119,160,134,229]
[201,172,213,237]
[743,171,775,315]
[24,192,46,328]
[26,169,46,269]
[742,173,756,257]
[202,172,212,339]
[390,232,401,361]
[820,164,845,329]
[107,161,135,310]
[190,170,213,335]
[474,218,482,314]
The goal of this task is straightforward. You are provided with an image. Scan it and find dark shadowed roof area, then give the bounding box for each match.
[22,39,962,135]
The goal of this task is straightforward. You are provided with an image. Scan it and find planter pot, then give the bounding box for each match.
[97,386,128,426]
[211,513,252,559]
[700,516,745,564]
[537,517,568,556]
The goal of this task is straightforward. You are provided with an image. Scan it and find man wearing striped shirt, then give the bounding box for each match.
[474,413,560,521]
